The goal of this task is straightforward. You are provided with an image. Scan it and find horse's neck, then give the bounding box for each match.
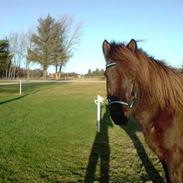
[135,100,158,128]
[134,98,176,159]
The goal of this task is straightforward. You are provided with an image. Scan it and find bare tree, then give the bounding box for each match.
[25,29,35,79]
[55,15,82,79]
[8,32,29,79]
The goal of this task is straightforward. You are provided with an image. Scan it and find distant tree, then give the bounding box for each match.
[29,69,43,78]
[27,14,81,80]
[25,30,33,80]
[86,68,104,76]
[0,39,11,78]
[87,69,92,76]
[54,16,81,79]
[49,20,66,79]
[27,15,56,79]
[8,32,29,79]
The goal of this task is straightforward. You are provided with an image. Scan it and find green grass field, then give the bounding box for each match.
[0,82,166,183]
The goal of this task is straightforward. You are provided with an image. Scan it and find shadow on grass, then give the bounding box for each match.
[121,119,166,183]
[0,94,29,105]
[84,106,113,183]
[0,82,61,104]
[0,89,41,105]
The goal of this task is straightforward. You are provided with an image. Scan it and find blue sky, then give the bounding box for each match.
[0,0,183,74]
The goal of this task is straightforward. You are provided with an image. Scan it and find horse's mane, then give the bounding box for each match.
[110,42,183,111]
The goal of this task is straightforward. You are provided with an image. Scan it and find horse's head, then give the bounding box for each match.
[102,39,138,125]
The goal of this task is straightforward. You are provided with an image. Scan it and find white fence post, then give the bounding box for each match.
[95,95,104,132]
[19,80,22,95]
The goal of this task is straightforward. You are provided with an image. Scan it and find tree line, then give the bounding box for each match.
[0,14,81,80]
[86,68,104,76]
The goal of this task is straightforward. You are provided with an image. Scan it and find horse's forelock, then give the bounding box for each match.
[110,45,139,77]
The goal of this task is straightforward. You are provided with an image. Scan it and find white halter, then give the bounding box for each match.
[106,62,116,69]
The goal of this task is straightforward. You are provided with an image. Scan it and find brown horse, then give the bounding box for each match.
[102,39,183,183]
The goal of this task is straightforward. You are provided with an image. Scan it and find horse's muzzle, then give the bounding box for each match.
[107,96,128,125]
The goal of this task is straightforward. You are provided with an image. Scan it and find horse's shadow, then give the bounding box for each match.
[85,106,166,183]
[121,119,166,183]
[84,106,113,183]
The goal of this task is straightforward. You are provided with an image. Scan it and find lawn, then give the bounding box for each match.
[0,82,166,183]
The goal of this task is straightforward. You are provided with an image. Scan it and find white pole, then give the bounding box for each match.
[95,95,104,133]
[19,80,22,95]
[97,95,100,132]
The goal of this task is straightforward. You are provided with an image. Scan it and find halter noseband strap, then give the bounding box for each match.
[106,62,116,69]
[107,98,135,109]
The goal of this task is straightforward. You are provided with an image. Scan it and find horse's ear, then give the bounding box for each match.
[127,39,137,53]
[103,40,111,58]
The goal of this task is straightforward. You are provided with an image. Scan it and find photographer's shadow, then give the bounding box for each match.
[84,106,113,183]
